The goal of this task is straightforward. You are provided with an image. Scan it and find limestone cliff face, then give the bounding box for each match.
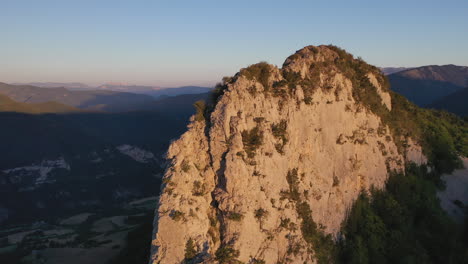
[150,46,426,264]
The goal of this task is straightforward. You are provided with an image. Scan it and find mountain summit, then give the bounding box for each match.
[149,45,454,263]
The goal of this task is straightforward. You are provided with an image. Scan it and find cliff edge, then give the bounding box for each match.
[150,45,427,264]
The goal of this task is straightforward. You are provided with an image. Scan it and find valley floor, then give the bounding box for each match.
[0,196,157,264]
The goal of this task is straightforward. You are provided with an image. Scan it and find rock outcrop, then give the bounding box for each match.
[150,45,426,264]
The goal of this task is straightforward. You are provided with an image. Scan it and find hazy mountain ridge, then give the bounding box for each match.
[388,64,468,107]
[143,86,213,98]
[12,82,213,97]
[379,67,412,75]
[97,84,212,98]
[0,93,81,114]
[395,64,468,87]
[0,82,212,113]
[0,82,155,112]
[13,82,92,90]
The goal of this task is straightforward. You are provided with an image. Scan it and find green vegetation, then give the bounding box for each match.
[271,120,288,154]
[181,160,191,172]
[0,94,80,114]
[109,213,154,264]
[241,125,264,158]
[184,238,197,261]
[227,212,244,222]
[339,163,466,263]
[211,83,227,104]
[280,168,301,201]
[229,46,467,263]
[272,70,303,99]
[296,202,336,263]
[240,62,271,90]
[254,208,268,221]
[193,100,207,122]
[333,175,340,187]
[192,180,206,196]
[384,94,467,174]
[204,46,466,177]
[282,70,302,91]
[250,258,266,264]
[281,168,336,263]
[272,68,319,104]
[215,245,240,263]
[279,217,297,232]
[326,45,466,174]
[170,210,185,222]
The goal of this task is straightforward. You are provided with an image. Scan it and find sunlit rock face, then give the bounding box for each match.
[150,45,426,264]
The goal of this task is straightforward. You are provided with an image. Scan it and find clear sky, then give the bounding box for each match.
[1,0,467,87]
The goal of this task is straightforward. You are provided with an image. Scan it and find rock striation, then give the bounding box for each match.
[150,45,426,263]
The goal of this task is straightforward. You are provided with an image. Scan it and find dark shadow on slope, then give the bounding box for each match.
[429,87,468,117]
[0,93,211,225]
[388,75,465,106]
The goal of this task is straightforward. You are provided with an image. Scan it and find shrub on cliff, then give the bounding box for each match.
[193,100,207,122]
[240,62,271,90]
[241,126,263,158]
[271,120,288,154]
[215,246,240,263]
[184,238,197,261]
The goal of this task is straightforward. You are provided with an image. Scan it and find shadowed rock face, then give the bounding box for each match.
[150,45,426,264]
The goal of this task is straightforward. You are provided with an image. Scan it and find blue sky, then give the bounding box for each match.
[1,0,467,87]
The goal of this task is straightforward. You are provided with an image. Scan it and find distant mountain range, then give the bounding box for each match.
[0,82,154,112]
[97,84,212,98]
[380,67,413,75]
[13,82,92,90]
[13,82,213,98]
[96,83,161,93]
[387,65,468,116]
[0,83,212,112]
[0,93,81,114]
[140,86,213,98]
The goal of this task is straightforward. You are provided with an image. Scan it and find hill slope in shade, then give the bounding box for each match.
[0,93,81,113]
[429,87,468,117]
[0,91,208,227]
[388,65,468,106]
[0,82,155,112]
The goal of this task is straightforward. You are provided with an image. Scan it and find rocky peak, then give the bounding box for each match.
[150,45,426,264]
[282,45,339,77]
